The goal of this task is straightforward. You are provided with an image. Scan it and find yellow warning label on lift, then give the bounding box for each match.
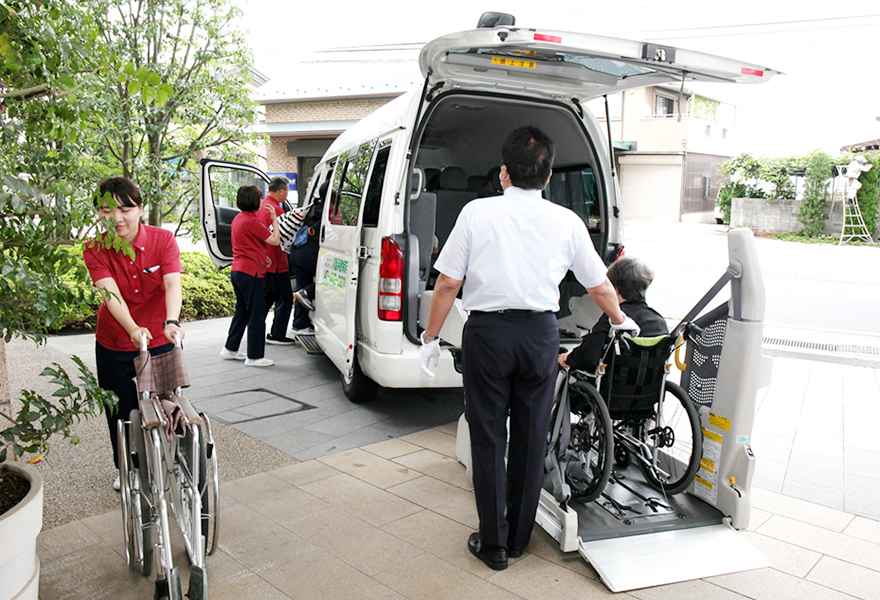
[491,57,537,69]
[703,428,722,445]
[700,457,715,473]
[695,475,714,489]
[709,413,731,431]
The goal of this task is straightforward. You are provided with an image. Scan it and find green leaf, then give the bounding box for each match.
[122,62,136,76]
[141,85,156,105]
[134,66,150,82]
[127,80,142,96]
[146,71,161,86]
[58,75,75,88]
[156,89,169,106]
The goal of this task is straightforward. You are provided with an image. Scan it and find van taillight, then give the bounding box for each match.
[379,236,403,321]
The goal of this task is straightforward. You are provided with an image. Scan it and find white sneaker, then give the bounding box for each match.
[220,347,247,360]
[290,327,315,336]
[113,475,121,491]
[244,357,274,367]
[294,290,315,311]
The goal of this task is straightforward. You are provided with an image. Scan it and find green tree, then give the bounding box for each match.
[798,150,834,237]
[89,0,259,239]
[853,153,878,237]
[716,153,766,223]
[0,0,117,462]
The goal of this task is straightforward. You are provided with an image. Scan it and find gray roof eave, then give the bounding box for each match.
[250,120,359,136]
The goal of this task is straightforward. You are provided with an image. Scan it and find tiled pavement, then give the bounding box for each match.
[37,315,880,599]
[36,422,880,600]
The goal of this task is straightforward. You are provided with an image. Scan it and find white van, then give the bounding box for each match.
[199,20,777,403]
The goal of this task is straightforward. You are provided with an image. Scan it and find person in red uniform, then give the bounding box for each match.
[221,184,281,367]
[83,177,185,490]
[259,176,295,345]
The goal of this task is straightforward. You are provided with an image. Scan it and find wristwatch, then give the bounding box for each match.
[420,332,438,344]
[163,320,180,328]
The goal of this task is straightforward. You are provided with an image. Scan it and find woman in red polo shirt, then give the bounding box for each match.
[220,184,281,368]
[83,177,186,490]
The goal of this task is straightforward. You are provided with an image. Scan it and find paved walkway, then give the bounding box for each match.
[33,315,880,599]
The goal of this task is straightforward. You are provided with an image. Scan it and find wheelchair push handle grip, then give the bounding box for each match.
[139,332,149,352]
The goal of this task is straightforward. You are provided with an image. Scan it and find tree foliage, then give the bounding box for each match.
[89,0,260,238]
[798,150,834,237]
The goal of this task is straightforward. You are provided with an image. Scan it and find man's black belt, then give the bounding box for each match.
[471,309,552,315]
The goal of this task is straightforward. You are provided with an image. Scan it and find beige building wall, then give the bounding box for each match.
[265,98,391,124]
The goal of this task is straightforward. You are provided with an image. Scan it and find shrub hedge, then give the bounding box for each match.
[56,250,235,330]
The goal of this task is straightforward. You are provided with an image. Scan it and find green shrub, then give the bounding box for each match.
[798,150,834,237]
[179,251,235,321]
[53,249,234,330]
[855,154,879,236]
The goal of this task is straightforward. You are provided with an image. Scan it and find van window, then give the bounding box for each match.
[545,166,602,232]
[362,141,391,227]
[329,139,378,226]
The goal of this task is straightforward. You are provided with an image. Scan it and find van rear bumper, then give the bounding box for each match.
[358,343,463,389]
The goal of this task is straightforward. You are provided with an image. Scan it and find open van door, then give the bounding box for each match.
[199,159,270,269]
[313,139,383,400]
[420,27,779,104]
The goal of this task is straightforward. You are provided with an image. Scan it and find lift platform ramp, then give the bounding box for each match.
[455,228,773,592]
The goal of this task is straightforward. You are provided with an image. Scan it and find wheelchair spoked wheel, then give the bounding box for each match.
[636,381,702,495]
[201,413,220,556]
[117,410,154,577]
[176,423,207,568]
[563,380,614,503]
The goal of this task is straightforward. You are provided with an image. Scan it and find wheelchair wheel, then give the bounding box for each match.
[636,381,702,495]
[201,413,220,556]
[563,380,613,503]
[118,410,153,577]
[177,424,207,567]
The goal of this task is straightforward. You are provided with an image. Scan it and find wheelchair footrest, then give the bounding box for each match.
[187,565,207,600]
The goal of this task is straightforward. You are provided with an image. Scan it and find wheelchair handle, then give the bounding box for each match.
[139,332,149,352]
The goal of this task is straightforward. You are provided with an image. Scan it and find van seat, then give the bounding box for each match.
[435,167,478,247]
[410,166,436,291]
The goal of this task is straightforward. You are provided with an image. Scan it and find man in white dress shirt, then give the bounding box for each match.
[420,125,635,571]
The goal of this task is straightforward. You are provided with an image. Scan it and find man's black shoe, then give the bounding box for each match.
[468,533,508,571]
[508,547,524,559]
[266,335,295,345]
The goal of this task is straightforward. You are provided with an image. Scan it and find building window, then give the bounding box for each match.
[722,128,728,140]
[653,94,675,117]
[704,124,712,137]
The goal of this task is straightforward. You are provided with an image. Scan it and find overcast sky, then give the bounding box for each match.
[235,0,880,158]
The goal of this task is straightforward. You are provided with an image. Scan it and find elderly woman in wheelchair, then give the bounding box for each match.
[548,257,703,506]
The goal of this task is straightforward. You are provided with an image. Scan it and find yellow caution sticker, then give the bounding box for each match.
[700,457,715,473]
[709,413,731,431]
[702,428,722,444]
[695,475,713,489]
[491,56,536,69]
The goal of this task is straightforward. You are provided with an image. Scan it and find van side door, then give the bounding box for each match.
[313,138,379,378]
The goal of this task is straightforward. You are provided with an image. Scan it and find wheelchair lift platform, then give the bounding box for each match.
[534,467,768,592]
[455,228,773,592]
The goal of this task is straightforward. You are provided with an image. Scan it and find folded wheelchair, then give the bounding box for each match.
[116,334,219,600]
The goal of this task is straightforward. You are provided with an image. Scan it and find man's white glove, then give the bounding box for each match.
[610,315,640,337]
[419,332,441,380]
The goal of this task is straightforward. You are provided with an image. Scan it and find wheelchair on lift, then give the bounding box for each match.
[547,320,704,506]
[116,333,219,600]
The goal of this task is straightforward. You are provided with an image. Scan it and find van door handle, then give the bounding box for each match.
[357,246,371,260]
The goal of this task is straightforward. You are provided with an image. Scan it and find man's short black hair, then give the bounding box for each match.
[236,185,263,212]
[268,176,290,193]
[607,257,655,301]
[500,125,555,190]
[95,177,143,208]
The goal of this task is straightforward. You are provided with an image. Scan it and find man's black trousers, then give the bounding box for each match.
[462,310,559,551]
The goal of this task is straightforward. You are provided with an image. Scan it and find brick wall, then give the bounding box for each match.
[267,137,298,172]
[265,98,391,123]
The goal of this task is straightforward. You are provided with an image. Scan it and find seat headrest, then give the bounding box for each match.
[439,167,468,191]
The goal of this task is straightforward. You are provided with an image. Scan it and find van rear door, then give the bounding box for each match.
[420,27,779,103]
[198,159,270,269]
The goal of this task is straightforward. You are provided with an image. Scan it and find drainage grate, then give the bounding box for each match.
[762,337,880,369]
[209,388,316,425]
[763,337,880,356]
